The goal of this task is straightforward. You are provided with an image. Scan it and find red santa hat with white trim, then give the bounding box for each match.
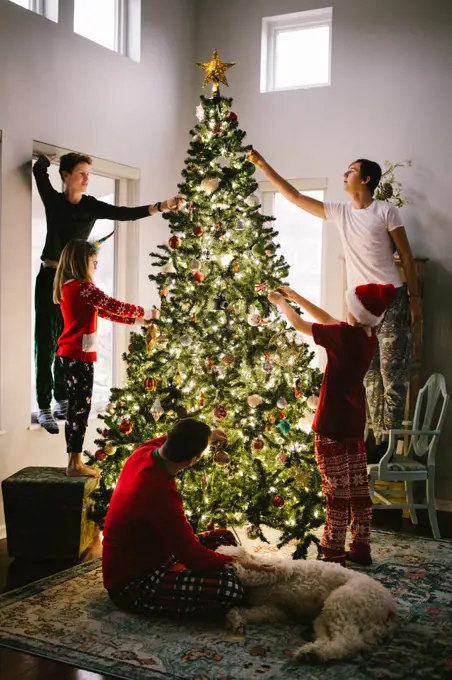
[346,283,398,327]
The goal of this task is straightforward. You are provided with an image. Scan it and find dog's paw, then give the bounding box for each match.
[226,609,246,636]
[293,643,320,664]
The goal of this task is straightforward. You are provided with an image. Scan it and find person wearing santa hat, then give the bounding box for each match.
[268,282,397,567]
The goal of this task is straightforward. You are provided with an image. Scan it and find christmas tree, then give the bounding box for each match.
[88,50,326,558]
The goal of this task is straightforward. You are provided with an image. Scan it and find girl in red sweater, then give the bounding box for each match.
[54,239,152,478]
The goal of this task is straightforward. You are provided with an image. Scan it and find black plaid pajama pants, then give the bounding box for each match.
[62,358,93,453]
[108,529,246,616]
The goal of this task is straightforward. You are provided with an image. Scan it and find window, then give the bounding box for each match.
[261,182,325,367]
[31,162,118,414]
[73,0,140,60]
[8,0,58,22]
[261,8,332,93]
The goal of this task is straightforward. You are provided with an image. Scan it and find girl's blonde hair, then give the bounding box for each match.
[53,239,98,303]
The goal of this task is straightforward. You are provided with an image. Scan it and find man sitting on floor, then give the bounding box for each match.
[102,418,266,616]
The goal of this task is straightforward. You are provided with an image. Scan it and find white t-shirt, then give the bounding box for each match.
[324,200,403,289]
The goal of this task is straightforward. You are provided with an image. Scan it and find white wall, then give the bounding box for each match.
[195,0,452,505]
[0,0,196,535]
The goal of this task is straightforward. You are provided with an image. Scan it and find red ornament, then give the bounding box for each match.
[101,428,109,438]
[144,377,157,391]
[193,225,204,237]
[229,112,238,122]
[214,405,228,420]
[169,236,181,249]
[294,380,301,398]
[279,412,286,419]
[206,359,215,369]
[95,450,106,461]
[160,288,169,297]
[193,271,204,284]
[119,420,133,435]
[252,438,265,451]
[272,495,285,508]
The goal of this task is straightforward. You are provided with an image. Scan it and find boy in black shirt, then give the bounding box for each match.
[33,152,182,433]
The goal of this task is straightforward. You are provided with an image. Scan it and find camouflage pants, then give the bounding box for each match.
[364,285,411,441]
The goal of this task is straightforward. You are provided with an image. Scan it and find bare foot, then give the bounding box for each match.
[66,463,100,478]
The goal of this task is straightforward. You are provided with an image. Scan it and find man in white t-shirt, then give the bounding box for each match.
[248,151,421,459]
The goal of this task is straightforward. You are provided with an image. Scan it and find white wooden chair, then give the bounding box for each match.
[368,373,449,539]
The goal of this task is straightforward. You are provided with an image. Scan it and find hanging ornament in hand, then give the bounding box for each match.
[180,334,193,347]
[214,294,229,310]
[252,438,265,451]
[213,450,230,467]
[189,258,201,272]
[193,224,204,237]
[307,395,319,411]
[151,398,164,422]
[213,405,228,420]
[193,271,205,284]
[169,235,181,249]
[272,495,285,508]
[146,323,158,356]
[200,176,220,195]
[104,443,117,456]
[248,394,263,408]
[246,194,260,208]
[119,420,133,435]
[244,161,256,175]
[95,450,106,461]
[279,420,291,436]
[247,311,262,326]
[246,524,260,540]
[277,397,288,409]
[144,376,157,391]
[161,261,176,274]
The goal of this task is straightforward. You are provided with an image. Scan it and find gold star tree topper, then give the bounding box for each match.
[197,49,235,92]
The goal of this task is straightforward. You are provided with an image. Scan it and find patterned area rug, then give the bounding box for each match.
[0,530,451,680]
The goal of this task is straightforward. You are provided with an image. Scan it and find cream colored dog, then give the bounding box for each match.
[218,545,397,662]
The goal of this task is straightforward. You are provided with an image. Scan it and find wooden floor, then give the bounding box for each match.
[0,512,451,680]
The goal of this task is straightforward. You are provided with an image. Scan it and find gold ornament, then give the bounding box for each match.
[175,371,182,386]
[146,323,158,356]
[213,450,230,467]
[104,443,117,456]
[221,353,234,366]
[197,49,235,91]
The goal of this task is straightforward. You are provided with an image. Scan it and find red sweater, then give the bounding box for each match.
[102,437,233,592]
[57,280,146,362]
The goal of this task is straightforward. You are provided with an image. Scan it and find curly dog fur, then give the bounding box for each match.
[217,545,397,662]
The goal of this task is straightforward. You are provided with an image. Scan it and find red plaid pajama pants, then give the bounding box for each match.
[315,435,372,561]
[109,528,245,616]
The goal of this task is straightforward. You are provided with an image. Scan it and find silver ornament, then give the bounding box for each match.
[307,395,319,410]
[192,133,202,142]
[161,261,176,274]
[189,258,201,271]
[247,394,263,407]
[277,397,288,409]
[245,194,260,208]
[180,334,193,347]
[247,312,262,327]
[151,398,164,422]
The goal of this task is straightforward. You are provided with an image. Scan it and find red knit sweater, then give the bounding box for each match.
[102,437,233,592]
[57,280,146,362]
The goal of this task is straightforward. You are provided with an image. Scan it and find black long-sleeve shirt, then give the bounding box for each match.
[33,155,151,262]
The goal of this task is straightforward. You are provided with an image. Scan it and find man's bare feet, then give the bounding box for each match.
[66,462,100,478]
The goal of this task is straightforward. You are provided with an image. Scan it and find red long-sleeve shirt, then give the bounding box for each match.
[102,436,233,592]
[57,280,146,362]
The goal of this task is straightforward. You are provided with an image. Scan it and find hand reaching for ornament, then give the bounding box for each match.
[246,149,265,168]
[162,196,185,212]
[268,290,284,305]
[277,286,295,300]
[209,429,228,444]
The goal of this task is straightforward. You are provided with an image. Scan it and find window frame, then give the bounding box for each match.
[261,7,333,93]
[259,177,328,369]
[73,0,131,57]
[9,0,57,21]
